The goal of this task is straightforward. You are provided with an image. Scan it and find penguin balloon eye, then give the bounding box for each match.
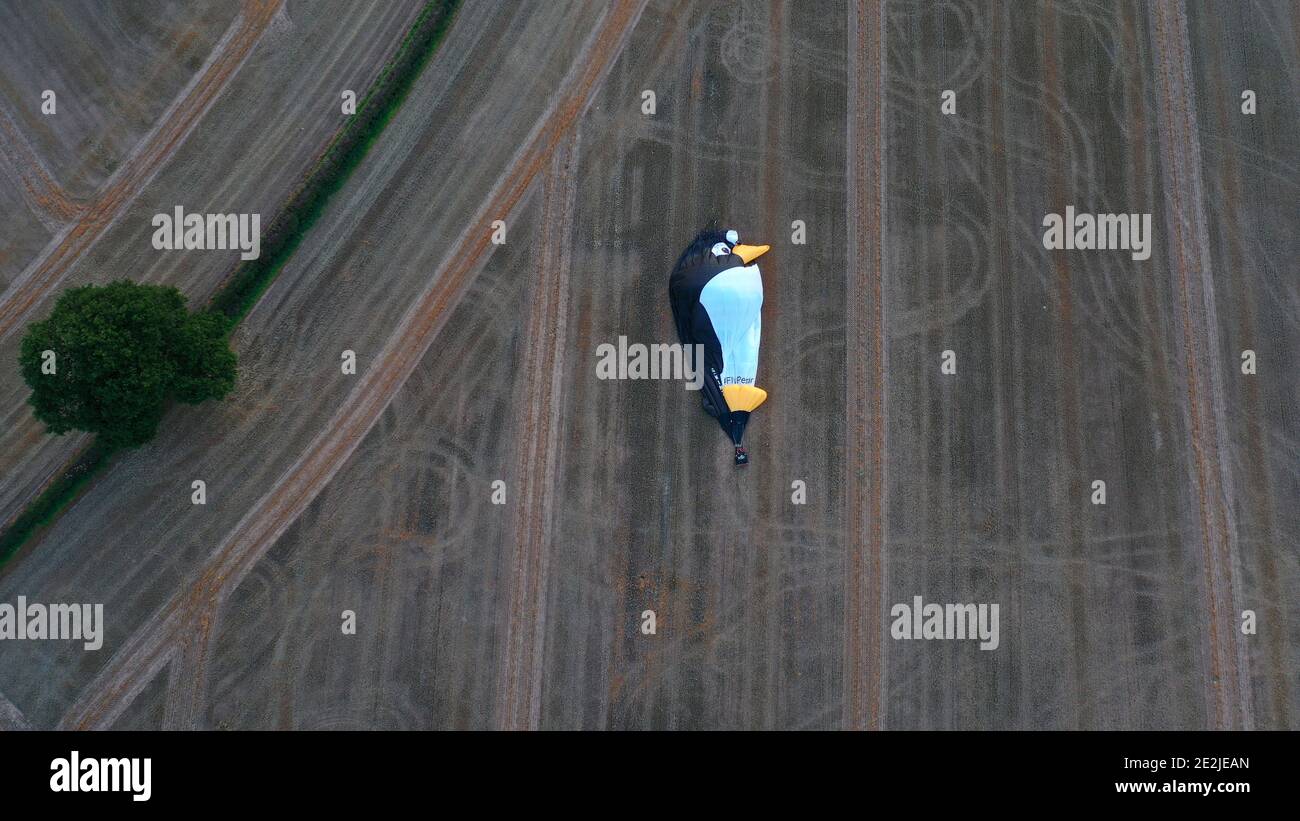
[710,242,731,258]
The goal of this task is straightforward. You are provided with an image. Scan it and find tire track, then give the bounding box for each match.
[160,601,217,730]
[843,0,886,731]
[60,0,646,731]
[0,105,82,226]
[985,0,1028,726]
[1204,17,1290,727]
[0,687,32,730]
[1121,0,1203,730]
[497,130,579,730]
[1041,0,1093,729]
[0,0,281,343]
[1148,0,1251,730]
[755,0,785,729]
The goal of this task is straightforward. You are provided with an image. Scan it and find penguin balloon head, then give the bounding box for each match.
[724,229,770,265]
[674,228,770,271]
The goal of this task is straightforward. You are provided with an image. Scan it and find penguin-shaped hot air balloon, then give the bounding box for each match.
[669,228,770,466]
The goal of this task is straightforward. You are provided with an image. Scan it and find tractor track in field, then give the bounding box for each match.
[161,599,218,730]
[843,0,886,732]
[0,0,281,344]
[753,0,785,729]
[1203,13,1290,727]
[0,105,82,226]
[1148,0,1250,730]
[498,130,579,730]
[0,687,31,730]
[59,0,647,731]
[1041,0,1093,728]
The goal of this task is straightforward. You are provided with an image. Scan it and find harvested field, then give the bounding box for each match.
[0,0,1294,731]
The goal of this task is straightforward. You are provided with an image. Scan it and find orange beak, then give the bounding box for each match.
[732,243,770,264]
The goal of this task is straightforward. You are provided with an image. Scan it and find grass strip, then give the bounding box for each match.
[210,0,461,322]
[0,441,116,566]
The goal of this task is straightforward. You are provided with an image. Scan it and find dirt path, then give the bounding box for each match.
[59,0,647,731]
[1149,0,1251,730]
[1201,3,1290,728]
[1041,0,1093,729]
[0,0,281,343]
[843,0,886,731]
[497,130,579,730]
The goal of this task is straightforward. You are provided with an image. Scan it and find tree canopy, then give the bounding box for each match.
[19,281,237,449]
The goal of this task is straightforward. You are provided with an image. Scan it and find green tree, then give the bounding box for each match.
[19,281,236,449]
